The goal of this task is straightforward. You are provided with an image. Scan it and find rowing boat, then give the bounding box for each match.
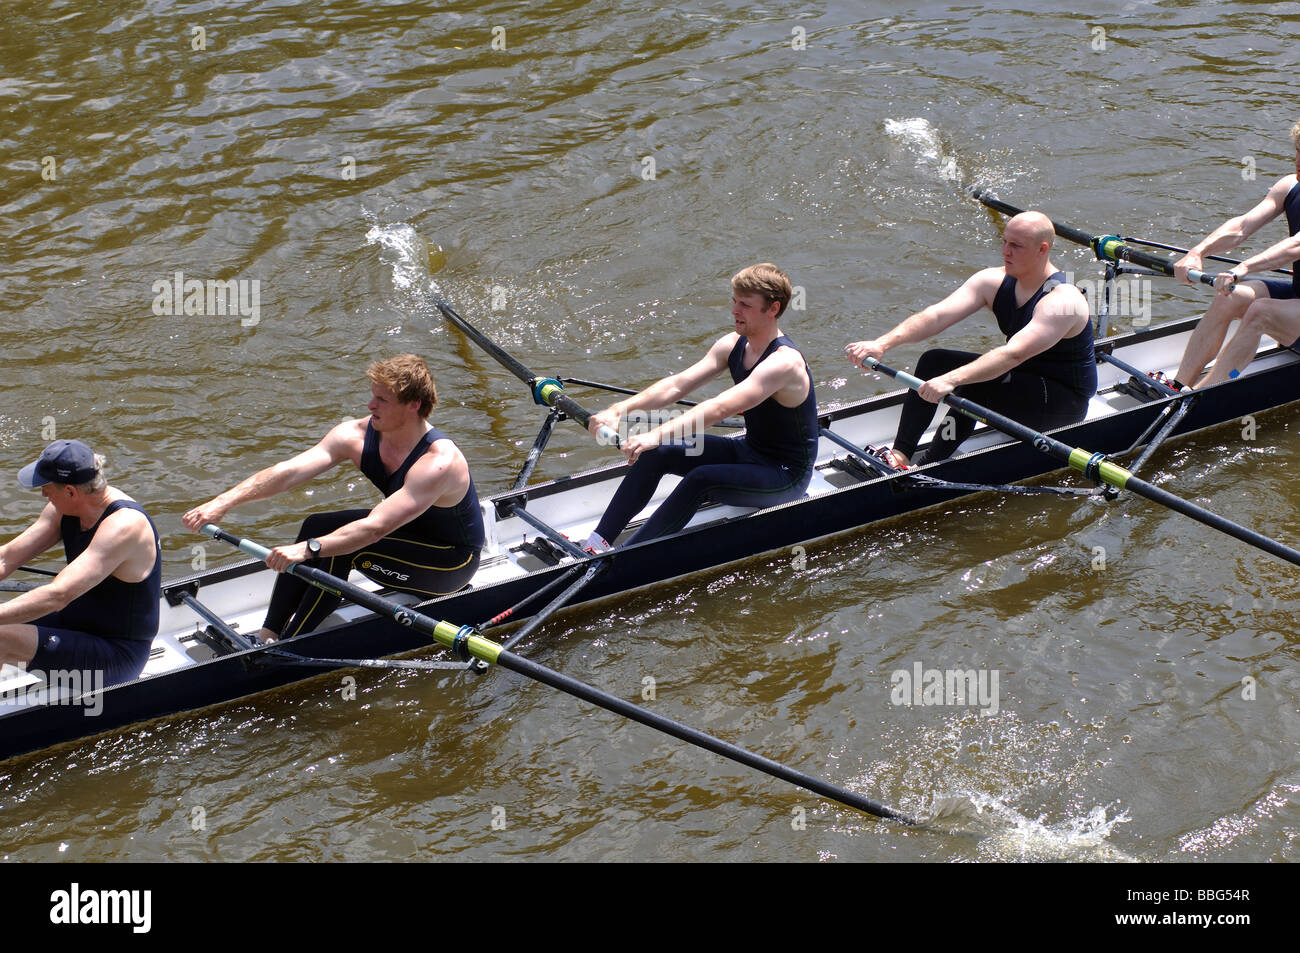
[4,299,1299,764]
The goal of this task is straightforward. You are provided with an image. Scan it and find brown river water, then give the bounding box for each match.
[1,0,1297,862]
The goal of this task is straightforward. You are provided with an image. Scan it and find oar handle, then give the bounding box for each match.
[540,386,620,447]
[203,523,269,560]
[863,357,922,390]
[1093,236,1216,286]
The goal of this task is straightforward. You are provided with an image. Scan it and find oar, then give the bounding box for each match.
[862,358,1300,568]
[426,296,620,446]
[970,187,1217,286]
[199,522,915,824]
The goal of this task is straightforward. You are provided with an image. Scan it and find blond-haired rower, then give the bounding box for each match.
[583,263,817,550]
[183,355,483,642]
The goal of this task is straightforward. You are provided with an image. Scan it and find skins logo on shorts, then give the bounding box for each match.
[361,560,410,582]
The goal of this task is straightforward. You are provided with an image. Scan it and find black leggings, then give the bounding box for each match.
[262,510,480,639]
[893,348,1090,465]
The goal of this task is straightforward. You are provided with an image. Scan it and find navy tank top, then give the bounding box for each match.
[1284,180,1299,295]
[57,500,161,641]
[359,422,485,548]
[726,334,819,472]
[992,270,1097,400]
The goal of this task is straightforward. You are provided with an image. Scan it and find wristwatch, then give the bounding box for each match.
[306,538,323,559]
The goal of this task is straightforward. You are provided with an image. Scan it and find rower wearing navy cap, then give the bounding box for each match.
[183,355,484,643]
[845,210,1095,468]
[1169,120,1300,389]
[0,439,161,686]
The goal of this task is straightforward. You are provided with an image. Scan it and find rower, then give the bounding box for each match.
[0,440,161,686]
[1170,120,1300,389]
[845,210,1095,468]
[182,355,485,642]
[582,263,817,551]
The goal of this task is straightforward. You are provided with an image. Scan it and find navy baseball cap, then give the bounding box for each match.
[18,439,100,488]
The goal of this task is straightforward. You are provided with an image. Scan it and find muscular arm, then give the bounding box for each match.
[0,504,61,583]
[0,507,151,625]
[918,284,1090,401]
[263,440,473,569]
[845,270,1001,367]
[618,347,808,463]
[1225,231,1300,277]
[587,334,735,439]
[181,419,365,530]
[1174,176,1295,282]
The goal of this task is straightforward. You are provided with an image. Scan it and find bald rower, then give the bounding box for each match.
[845,211,1096,468]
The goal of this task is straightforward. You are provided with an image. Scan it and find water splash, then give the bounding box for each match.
[961,793,1136,861]
[847,708,1138,859]
[364,223,437,292]
[884,117,961,183]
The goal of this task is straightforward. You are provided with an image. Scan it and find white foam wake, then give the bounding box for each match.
[884,117,960,182]
[964,793,1137,861]
[365,223,431,292]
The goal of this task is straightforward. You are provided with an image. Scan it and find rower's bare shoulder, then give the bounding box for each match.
[711,331,742,352]
[334,416,370,439]
[416,436,469,480]
[323,416,368,454]
[1036,281,1089,320]
[1045,280,1087,302]
[95,502,153,547]
[967,267,1006,300]
[1259,174,1298,207]
[767,345,811,379]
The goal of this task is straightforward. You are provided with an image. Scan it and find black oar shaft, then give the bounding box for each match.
[430,297,618,445]
[502,650,913,823]
[865,360,1300,568]
[971,188,1216,286]
[201,524,913,824]
[431,298,536,386]
[974,189,1095,248]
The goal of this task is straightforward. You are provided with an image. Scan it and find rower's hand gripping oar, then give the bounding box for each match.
[970,187,1218,287]
[861,358,1300,569]
[429,297,620,447]
[200,522,487,658]
[197,522,917,825]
